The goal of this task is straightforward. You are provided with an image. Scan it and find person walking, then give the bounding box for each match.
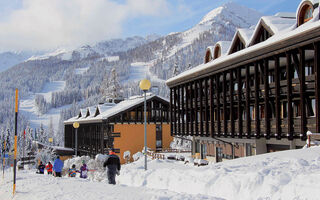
[37,161,45,174]
[53,156,64,177]
[80,161,88,179]
[103,148,120,185]
[46,162,53,175]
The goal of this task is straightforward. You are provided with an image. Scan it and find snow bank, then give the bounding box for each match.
[118,147,320,200]
[2,147,320,199]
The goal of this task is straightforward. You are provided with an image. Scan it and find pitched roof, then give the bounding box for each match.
[248,16,296,46]
[227,28,254,54]
[64,94,169,124]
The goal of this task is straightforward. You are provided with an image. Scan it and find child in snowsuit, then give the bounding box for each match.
[68,164,78,177]
[37,161,45,174]
[80,162,88,179]
[46,162,53,175]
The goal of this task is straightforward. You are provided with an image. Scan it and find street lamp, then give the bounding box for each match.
[139,79,151,170]
[73,122,80,156]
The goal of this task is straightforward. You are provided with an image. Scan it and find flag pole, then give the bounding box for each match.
[13,88,18,196]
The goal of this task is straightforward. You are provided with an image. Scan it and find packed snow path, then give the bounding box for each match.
[0,170,217,200]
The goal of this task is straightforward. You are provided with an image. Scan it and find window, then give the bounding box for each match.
[298,3,313,26]
[214,46,221,59]
[205,50,212,63]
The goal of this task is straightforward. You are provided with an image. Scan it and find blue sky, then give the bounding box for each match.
[123,0,302,37]
[0,0,303,51]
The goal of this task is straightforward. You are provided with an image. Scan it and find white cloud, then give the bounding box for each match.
[0,0,169,51]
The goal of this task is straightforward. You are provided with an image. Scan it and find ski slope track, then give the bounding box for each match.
[19,81,67,131]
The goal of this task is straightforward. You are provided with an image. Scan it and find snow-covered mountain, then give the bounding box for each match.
[166,2,262,58]
[0,51,34,72]
[27,35,161,62]
[0,2,262,143]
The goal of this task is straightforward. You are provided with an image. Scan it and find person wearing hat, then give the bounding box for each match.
[37,161,45,174]
[103,148,121,184]
[53,156,64,177]
[80,160,88,179]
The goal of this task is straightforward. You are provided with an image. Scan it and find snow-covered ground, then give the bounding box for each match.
[1,147,320,200]
[128,62,165,83]
[20,81,67,132]
[74,67,89,75]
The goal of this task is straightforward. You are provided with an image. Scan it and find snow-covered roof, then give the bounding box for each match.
[248,16,296,46]
[227,28,254,54]
[64,94,169,124]
[275,12,296,19]
[97,103,116,116]
[87,106,96,117]
[215,41,232,57]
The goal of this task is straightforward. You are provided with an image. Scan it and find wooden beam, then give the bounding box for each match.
[174,87,177,135]
[190,82,194,136]
[210,76,215,137]
[246,65,251,138]
[194,80,199,136]
[199,79,204,136]
[223,71,227,136]
[237,67,243,138]
[216,74,221,137]
[286,52,293,140]
[205,78,209,137]
[181,84,185,136]
[264,59,271,139]
[299,48,307,140]
[315,42,320,133]
[230,69,235,138]
[274,55,281,139]
[177,86,181,134]
[254,62,260,138]
[185,84,189,135]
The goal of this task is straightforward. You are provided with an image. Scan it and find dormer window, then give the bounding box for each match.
[214,46,221,59]
[94,108,100,117]
[230,37,245,54]
[253,26,272,45]
[204,49,213,64]
[298,2,313,26]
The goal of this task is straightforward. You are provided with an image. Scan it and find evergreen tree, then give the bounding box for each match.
[100,68,123,100]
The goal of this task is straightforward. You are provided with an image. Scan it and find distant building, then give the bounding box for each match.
[64,94,172,164]
[166,0,320,162]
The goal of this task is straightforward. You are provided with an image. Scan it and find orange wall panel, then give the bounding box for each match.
[113,124,173,164]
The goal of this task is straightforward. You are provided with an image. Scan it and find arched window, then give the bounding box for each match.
[298,2,313,26]
[204,50,212,64]
[214,46,221,59]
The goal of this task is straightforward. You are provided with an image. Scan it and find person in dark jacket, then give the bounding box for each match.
[103,148,121,184]
[53,156,64,177]
[37,161,45,174]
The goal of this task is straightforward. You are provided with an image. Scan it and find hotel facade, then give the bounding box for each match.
[166,0,320,161]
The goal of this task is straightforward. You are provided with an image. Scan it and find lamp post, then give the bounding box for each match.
[73,122,80,156]
[139,79,151,170]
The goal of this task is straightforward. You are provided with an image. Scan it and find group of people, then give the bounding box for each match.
[37,156,63,177]
[36,148,121,184]
[68,161,88,178]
